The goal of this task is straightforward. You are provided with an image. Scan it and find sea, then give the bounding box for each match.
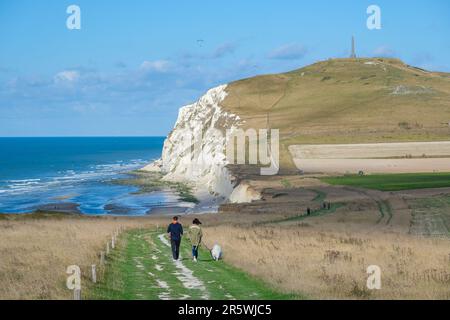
[0,137,182,215]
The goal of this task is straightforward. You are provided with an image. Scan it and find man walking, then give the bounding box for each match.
[167,216,183,260]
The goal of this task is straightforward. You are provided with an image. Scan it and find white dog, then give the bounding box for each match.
[210,244,222,261]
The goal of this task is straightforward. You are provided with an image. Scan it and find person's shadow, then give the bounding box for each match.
[179,257,215,262]
[198,257,215,262]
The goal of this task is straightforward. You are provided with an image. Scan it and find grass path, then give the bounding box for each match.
[88,228,297,300]
[257,189,344,226]
[259,203,344,226]
[341,186,393,225]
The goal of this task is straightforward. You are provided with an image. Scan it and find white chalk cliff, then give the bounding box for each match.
[143,84,261,206]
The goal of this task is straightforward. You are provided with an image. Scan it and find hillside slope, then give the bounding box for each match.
[221,58,450,169]
[148,58,450,201]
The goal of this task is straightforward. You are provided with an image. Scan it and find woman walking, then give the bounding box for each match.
[188,218,203,262]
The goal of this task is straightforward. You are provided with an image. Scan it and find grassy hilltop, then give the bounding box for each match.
[221,58,450,169]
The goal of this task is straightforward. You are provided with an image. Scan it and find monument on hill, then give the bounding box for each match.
[350,36,356,58]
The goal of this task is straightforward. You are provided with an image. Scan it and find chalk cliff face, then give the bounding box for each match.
[145,85,259,204]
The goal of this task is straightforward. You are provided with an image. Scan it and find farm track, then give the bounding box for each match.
[88,228,296,300]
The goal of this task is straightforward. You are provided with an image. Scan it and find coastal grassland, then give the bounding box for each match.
[2,190,450,300]
[88,228,296,300]
[203,223,450,299]
[113,170,199,203]
[197,183,450,299]
[0,214,149,299]
[320,173,450,191]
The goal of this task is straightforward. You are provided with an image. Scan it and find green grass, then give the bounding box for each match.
[282,203,343,223]
[88,228,299,300]
[375,199,393,224]
[172,182,199,204]
[112,171,166,193]
[321,173,450,191]
[280,179,292,188]
[310,189,327,203]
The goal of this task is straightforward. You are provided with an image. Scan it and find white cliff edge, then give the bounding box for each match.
[142,84,261,209]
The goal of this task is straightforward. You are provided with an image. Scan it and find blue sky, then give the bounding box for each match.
[0,0,449,136]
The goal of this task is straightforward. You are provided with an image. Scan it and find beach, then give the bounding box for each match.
[0,137,193,215]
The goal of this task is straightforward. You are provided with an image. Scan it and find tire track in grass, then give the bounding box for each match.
[89,229,192,300]
[342,186,393,225]
[173,233,298,300]
[143,231,195,300]
[90,229,301,300]
[158,234,209,299]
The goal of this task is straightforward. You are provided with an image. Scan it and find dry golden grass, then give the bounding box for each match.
[1,203,449,300]
[0,216,151,300]
[203,223,450,299]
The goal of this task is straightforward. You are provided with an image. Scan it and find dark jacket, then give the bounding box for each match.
[167,222,183,241]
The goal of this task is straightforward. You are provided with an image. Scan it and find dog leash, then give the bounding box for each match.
[201,241,211,251]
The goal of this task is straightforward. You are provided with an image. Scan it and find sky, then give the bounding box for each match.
[0,0,449,137]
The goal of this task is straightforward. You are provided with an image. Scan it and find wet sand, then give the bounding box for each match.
[147,206,190,215]
[33,202,81,214]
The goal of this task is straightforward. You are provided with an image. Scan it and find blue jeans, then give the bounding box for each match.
[192,246,199,259]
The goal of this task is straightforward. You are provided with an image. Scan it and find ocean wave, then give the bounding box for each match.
[6,179,41,183]
[0,159,147,196]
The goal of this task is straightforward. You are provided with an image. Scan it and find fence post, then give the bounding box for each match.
[106,241,110,255]
[74,289,81,300]
[66,265,81,300]
[91,264,97,283]
[100,251,105,265]
[111,235,115,249]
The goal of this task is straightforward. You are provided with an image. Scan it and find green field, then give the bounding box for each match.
[321,173,450,191]
[220,58,450,170]
[88,228,298,300]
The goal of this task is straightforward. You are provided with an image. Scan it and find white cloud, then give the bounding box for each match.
[212,42,237,58]
[54,70,80,83]
[140,60,171,73]
[269,43,307,60]
[373,46,396,58]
